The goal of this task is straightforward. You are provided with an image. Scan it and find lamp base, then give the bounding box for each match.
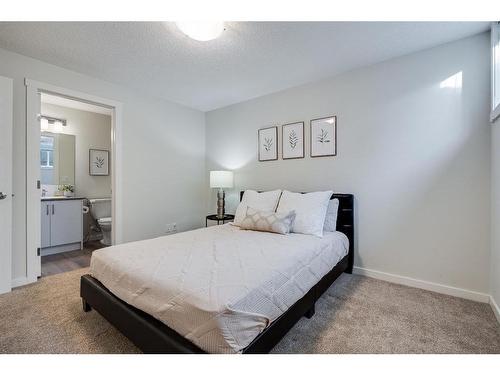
[216,189,225,218]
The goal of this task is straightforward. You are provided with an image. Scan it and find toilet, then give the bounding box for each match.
[89,198,112,246]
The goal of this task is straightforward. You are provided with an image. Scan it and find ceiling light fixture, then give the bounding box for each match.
[175,21,225,41]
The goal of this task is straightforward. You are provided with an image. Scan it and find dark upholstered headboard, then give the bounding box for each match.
[239,191,354,273]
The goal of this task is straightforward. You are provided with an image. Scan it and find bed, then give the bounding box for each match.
[80,192,354,353]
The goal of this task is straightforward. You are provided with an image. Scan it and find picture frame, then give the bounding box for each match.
[89,149,109,176]
[282,121,304,160]
[258,126,278,161]
[310,115,337,157]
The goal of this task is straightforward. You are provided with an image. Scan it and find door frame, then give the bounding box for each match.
[25,79,123,283]
[0,76,13,294]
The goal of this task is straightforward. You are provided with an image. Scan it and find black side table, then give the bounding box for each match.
[206,214,235,227]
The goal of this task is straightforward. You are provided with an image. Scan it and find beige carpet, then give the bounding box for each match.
[0,268,499,354]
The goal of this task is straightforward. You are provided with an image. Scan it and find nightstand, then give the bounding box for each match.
[206,214,235,227]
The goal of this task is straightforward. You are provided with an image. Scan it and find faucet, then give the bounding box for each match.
[42,188,47,197]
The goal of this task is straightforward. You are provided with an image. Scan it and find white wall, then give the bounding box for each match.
[41,103,112,199]
[0,47,205,282]
[206,33,492,295]
[491,118,500,314]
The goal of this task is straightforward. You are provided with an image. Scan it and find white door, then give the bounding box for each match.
[0,76,13,294]
[50,200,82,247]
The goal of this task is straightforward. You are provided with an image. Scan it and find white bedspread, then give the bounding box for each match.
[89,224,348,353]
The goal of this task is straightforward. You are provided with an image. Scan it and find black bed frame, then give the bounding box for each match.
[80,192,354,353]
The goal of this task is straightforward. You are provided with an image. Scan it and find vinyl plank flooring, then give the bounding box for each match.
[41,240,106,277]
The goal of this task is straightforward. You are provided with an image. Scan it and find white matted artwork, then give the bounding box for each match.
[258,126,278,161]
[310,115,337,157]
[282,122,304,159]
[89,149,109,176]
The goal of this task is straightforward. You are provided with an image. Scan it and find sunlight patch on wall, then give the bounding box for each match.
[439,71,463,89]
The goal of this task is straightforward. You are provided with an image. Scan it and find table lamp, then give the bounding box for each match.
[210,170,234,218]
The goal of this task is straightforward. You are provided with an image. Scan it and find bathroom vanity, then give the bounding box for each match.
[39,130,84,256]
[41,197,85,256]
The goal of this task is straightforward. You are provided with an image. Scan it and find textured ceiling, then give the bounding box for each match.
[0,22,489,111]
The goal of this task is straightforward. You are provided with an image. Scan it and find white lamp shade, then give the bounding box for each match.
[210,170,234,188]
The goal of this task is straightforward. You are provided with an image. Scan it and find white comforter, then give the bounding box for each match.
[90,224,349,353]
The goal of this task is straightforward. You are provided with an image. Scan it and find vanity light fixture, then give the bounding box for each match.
[176,21,225,41]
[40,118,49,131]
[40,115,67,133]
[53,121,63,133]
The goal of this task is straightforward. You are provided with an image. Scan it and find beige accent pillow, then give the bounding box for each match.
[234,190,282,226]
[239,207,296,235]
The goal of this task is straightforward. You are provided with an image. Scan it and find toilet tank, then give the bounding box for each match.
[89,198,111,220]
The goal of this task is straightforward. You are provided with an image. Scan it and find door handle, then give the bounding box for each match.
[52,204,55,215]
[0,192,7,200]
[46,204,49,215]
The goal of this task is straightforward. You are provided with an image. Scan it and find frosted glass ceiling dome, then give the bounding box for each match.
[176,21,225,41]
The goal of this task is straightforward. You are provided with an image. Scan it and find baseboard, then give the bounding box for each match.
[11,276,37,289]
[490,296,500,323]
[353,266,490,303]
[41,242,82,256]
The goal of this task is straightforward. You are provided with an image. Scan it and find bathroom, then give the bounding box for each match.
[39,93,112,277]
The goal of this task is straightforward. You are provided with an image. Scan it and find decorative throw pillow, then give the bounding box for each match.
[234,190,282,226]
[276,190,333,237]
[323,198,340,232]
[239,207,296,235]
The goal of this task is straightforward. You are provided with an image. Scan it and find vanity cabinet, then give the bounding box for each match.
[41,199,83,255]
[41,201,51,248]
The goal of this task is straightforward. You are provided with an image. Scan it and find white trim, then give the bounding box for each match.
[491,104,500,123]
[490,296,500,323]
[25,82,41,279]
[11,276,37,289]
[24,79,123,284]
[0,76,13,295]
[491,22,500,122]
[353,266,490,303]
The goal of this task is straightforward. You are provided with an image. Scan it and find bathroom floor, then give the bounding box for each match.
[40,240,107,277]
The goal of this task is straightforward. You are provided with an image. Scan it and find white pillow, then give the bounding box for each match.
[323,198,340,232]
[276,190,332,237]
[234,190,282,226]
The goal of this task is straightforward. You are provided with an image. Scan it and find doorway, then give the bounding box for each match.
[25,79,122,282]
[39,93,113,277]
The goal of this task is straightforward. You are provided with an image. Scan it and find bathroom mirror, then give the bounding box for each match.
[40,132,75,185]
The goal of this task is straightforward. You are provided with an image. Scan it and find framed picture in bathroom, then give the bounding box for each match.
[89,149,109,176]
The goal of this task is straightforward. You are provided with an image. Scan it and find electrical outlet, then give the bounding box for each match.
[165,223,177,234]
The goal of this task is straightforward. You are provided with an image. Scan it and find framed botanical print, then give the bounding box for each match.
[89,149,109,176]
[310,115,337,157]
[282,122,304,160]
[258,126,278,161]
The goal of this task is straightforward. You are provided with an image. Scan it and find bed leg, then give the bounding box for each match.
[82,299,92,312]
[304,304,315,319]
[345,255,354,274]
